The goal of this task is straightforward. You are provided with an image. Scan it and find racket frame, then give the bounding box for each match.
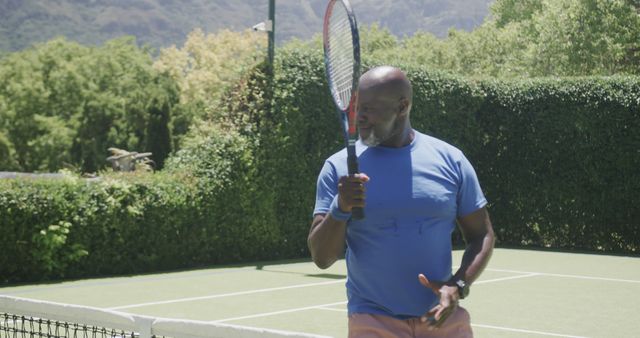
[323,0,364,220]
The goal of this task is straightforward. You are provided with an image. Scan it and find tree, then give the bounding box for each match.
[491,0,544,27]
[360,23,399,59]
[0,130,19,170]
[529,0,640,76]
[0,37,178,173]
[153,29,266,144]
[146,75,178,170]
[0,38,84,171]
[468,0,640,76]
[331,0,640,78]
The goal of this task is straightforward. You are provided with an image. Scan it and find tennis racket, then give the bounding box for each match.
[322,0,364,220]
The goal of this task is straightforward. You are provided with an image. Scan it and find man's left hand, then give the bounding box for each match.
[418,274,459,328]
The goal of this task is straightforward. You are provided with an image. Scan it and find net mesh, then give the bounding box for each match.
[0,296,329,338]
[1,313,137,338]
[326,0,356,111]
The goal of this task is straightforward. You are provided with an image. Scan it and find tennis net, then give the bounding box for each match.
[0,295,330,338]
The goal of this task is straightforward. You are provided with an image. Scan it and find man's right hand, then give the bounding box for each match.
[337,173,370,212]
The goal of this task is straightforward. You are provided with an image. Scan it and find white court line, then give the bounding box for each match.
[472,324,588,338]
[213,301,347,323]
[212,274,539,322]
[474,273,540,284]
[109,267,638,311]
[3,267,258,296]
[107,268,597,337]
[108,279,345,310]
[107,273,537,311]
[317,307,348,313]
[487,268,640,284]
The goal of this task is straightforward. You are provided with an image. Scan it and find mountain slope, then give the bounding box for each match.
[0,0,494,52]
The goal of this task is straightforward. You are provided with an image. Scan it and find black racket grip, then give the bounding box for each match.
[347,152,365,220]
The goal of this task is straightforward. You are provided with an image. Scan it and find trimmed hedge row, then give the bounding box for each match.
[2,50,638,283]
[474,77,640,251]
[0,127,281,284]
[249,50,639,254]
[1,173,199,283]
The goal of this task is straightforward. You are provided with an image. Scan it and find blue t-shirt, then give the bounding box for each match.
[313,130,487,319]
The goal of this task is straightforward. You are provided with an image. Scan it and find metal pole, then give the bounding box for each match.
[268,0,275,69]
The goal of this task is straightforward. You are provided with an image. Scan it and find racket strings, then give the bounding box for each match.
[327,4,356,110]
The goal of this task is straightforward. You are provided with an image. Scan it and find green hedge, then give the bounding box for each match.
[249,50,639,254]
[0,126,280,284]
[474,77,640,251]
[2,50,638,284]
[1,173,197,283]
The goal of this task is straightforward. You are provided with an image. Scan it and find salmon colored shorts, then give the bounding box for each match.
[348,306,473,338]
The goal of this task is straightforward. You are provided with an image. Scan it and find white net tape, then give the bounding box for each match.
[0,295,330,338]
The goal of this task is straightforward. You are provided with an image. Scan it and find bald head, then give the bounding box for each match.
[356,66,414,148]
[359,66,412,111]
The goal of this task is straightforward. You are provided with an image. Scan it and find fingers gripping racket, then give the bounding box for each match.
[323,0,364,220]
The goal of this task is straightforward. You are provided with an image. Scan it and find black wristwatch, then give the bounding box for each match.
[453,279,469,299]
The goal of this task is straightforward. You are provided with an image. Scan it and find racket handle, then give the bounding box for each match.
[347,147,365,220]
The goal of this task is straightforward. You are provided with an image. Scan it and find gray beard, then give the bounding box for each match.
[360,118,403,147]
[361,131,383,147]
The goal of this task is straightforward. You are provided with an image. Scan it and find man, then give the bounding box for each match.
[308,66,495,337]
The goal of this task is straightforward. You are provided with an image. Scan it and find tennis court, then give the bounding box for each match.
[1,248,639,338]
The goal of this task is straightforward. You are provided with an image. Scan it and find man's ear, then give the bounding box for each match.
[398,98,411,117]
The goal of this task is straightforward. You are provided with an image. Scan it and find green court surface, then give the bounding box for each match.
[1,248,639,338]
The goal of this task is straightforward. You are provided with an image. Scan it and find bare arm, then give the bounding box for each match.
[307,214,347,269]
[452,206,495,285]
[307,173,369,269]
[417,206,495,327]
